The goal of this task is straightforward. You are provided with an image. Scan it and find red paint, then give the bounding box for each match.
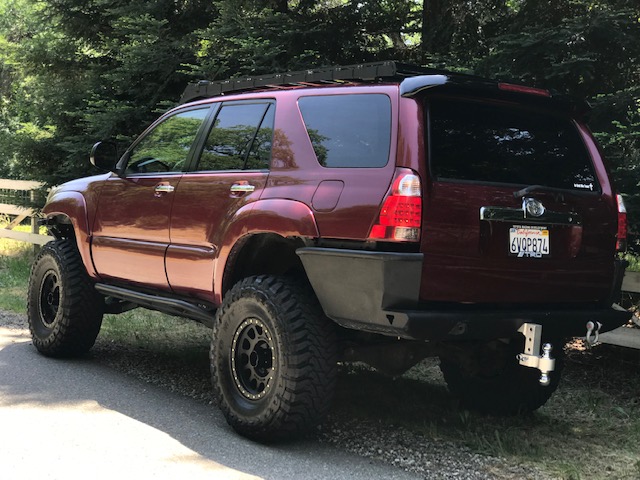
[42,80,622,308]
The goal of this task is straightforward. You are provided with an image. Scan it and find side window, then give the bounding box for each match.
[126,108,209,175]
[298,94,391,168]
[197,102,274,171]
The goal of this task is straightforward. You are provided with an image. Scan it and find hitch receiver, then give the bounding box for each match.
[517,323,555,386]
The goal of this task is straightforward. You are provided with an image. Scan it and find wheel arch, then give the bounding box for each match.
[217,199,319,303]
[222,233,307,297]
[42,192,97,278]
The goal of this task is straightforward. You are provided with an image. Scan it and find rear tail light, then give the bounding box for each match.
[616,194,628,252]
[369,168,422,242]
[498,82,551,97]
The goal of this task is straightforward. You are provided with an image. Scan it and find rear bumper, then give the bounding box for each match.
[297,247,631,341]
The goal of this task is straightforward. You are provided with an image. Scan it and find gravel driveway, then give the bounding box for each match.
[0,309,547,480]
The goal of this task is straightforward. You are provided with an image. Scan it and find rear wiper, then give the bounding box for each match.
[512,185,586,199]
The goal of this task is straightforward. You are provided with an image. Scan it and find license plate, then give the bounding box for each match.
[509,226,549,258]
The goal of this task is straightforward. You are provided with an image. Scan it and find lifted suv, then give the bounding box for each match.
[28,62,630,441]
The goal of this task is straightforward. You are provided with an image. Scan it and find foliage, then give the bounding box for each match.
[476,1,640,231]
[0,0,638,228]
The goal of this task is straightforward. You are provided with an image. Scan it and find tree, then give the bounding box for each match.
[476,0,640,233]
[0,0,638,234]
[0,0,219,183]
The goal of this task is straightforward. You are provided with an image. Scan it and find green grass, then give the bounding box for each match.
[99,308,210,356]
[328,344,640,479]
[0,234,33,313]
[2,234,640,479]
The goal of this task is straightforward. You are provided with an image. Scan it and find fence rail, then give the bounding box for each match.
[0,179,54,245]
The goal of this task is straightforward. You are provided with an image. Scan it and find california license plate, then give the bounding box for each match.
[509,226,549,258]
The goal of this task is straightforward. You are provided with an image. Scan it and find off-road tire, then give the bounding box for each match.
[210,275,337,441]
[439,337,565,415]
[27,239,103,357]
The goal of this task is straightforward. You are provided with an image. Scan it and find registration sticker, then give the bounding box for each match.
[509,226,550,258]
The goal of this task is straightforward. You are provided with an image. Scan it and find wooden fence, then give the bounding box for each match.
[0,179,54,245]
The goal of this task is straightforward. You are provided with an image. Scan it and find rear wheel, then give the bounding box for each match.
[210,275,337,441]
[27,239,103,357]
[439,337,565,415]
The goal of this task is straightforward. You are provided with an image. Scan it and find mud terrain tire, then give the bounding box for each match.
[439,337,565,415]
[27,239,103,357]
[210,275,337,441]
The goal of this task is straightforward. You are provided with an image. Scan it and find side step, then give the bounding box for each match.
[95,283,215,327]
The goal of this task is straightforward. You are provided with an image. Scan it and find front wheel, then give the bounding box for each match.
[27,239,104,357]
[439,337,565,415]
[210,275,337,441]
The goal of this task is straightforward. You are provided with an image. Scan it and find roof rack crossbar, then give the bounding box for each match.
[179,61,439,103]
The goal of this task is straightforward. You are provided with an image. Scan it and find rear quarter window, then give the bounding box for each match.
[429,99,599,192]
[298,94,391,168]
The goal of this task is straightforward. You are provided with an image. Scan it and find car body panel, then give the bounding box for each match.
[91,173,182,290]
[42,191,95,278]
[213,198,320,304]
[416,97,618,305]
[166,170,269,299]
[259,86,399,240]
[42,173,111,279]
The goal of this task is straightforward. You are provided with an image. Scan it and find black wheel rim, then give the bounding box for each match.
[38,270,60,328]
[231,318,275,401]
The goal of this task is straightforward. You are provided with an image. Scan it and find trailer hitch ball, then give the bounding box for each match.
[538,343,553,386]
[517,323,556,386]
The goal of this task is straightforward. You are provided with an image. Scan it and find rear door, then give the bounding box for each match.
[420,97,617,305]
[166,100,275,301]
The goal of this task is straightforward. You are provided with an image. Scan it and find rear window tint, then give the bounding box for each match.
[198,102,273,171]
[298,94,391,168]
[429,99,599,192]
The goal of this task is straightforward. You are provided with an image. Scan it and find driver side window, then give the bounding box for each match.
[126,108,209,175]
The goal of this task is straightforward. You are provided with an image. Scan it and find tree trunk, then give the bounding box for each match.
[422,0,441,53]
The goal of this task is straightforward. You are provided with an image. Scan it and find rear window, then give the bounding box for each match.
[429,99,599,192]
[298,94,391,168]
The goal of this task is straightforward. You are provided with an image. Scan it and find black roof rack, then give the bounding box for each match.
[179,61,589,115]
[179,61,449,104]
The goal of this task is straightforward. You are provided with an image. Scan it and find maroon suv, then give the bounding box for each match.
[28,62,630,441]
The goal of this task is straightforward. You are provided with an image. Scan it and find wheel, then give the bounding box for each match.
[210,275,337,441]
[439,337,565,415]
[27,239,104,357]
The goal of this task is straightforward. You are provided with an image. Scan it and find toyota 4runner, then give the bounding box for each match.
[28,61,631,441]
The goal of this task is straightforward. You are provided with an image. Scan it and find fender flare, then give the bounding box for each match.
[42,192,98,278]
[213,199,319,304]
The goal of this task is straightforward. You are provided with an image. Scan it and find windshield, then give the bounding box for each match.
[428,98,599,193]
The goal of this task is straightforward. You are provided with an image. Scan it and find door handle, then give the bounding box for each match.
[230,182,256,194]
[154,183,175,194]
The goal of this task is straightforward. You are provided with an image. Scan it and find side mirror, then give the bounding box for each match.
[90,141,119,172]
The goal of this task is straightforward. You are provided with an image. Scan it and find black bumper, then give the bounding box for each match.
[297,247,631,341]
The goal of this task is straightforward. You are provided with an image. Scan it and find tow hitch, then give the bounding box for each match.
[517,323,555,386]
